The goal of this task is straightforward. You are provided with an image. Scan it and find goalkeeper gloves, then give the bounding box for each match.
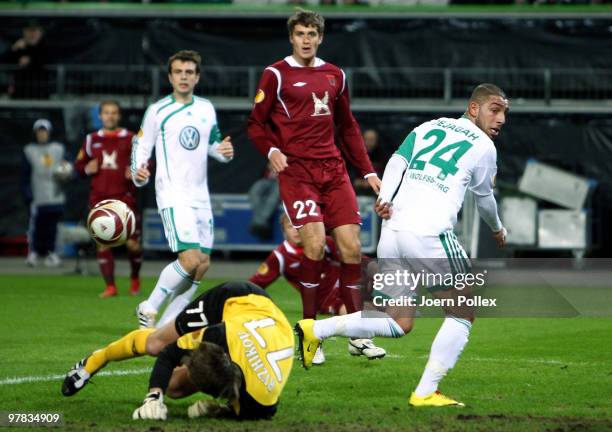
[132,391,168,421]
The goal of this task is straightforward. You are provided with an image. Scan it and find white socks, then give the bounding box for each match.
[147,260,193,311]
[312,313,471,397]
[414,317,472,397]
[157,281,200,327]
[313,311,405,340]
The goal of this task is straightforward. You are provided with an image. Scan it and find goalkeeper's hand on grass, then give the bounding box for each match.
[188,399,233,419]
[132,391,167,420]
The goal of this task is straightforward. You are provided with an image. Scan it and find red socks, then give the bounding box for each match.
[128,249,142,280]
[340,262,363,313]
[299,255,323,319]
[96,249,115,287]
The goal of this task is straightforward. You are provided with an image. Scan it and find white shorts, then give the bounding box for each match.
[375,227,470,300]
[159,206,213,254]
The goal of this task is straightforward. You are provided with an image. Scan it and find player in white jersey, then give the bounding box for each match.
[295,83,508,407]
[131,50,234,328]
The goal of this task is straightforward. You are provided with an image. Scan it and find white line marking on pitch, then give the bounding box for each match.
[0,368,150,386]
[366,354,597,366]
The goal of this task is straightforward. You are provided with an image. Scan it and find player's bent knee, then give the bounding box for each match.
[339,243,361,263]
[178,251,200,275]
[96,244,109,252]
[303,242,325,260]
[145,336,165,356]
[199,259,210,271]
[147,320,181,356]
[198,253,210,267]
[395,317,413,334]
[126,239,141,254]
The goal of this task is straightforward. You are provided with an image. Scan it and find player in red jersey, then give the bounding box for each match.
[75,100,143,297]
[249,214,386,364]
[247,9,381,323]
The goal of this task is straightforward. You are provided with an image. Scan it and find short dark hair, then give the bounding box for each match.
[167,50,202,75]
[469,83,507,105]
[98,99,121,114]
[287,9,325,35]
[186,342,242,403]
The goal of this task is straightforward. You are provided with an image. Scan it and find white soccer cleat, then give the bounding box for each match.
[25,252,38,267]
[61,357,91,397]
[312,344,326,365]
[136,301,157,329]
[44,252,62,268]
[348,338,386,360]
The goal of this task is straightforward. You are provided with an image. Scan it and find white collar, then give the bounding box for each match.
[283,240,297,254]
[284,55,325,68]
[97,128,127,137]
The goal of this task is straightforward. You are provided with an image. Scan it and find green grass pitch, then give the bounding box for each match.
[0,274,610,431]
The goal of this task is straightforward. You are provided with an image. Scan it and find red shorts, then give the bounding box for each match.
[279,158,360,230]
[318,285,344,315]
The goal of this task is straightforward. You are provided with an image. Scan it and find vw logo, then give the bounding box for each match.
[179,126,200,150]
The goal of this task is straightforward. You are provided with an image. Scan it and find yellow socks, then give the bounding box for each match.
[84,328,155,375]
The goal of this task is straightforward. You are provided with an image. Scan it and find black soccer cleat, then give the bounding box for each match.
[61,357,92,397]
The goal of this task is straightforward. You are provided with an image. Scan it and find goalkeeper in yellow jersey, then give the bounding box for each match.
[61,281,294,420]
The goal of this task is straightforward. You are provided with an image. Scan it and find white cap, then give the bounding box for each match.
[33,118,52,132]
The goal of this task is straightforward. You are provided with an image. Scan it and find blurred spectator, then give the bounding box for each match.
[21,119,72,267]
[249,162,280,240]
[1,21,50,99]
[352,128,386,195]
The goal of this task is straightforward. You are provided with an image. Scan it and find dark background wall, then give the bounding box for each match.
[1,17,611,70]
[1,16,611,254]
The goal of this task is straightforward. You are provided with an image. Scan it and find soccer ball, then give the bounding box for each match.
[53,160,73,182]
[87,199,135,247]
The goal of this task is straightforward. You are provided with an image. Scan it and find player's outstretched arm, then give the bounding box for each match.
[133,342,188,421]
